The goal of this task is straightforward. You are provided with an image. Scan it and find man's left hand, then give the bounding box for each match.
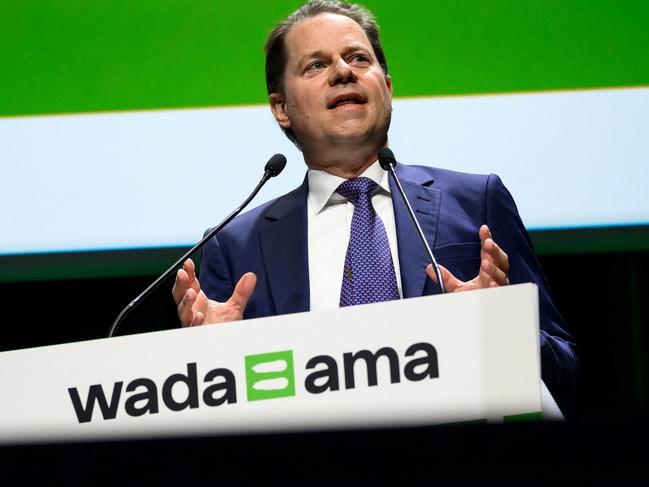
[426,225,509,292]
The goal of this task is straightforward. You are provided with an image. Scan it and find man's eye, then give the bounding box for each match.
[307,61,325,71]
[351,54,370,64]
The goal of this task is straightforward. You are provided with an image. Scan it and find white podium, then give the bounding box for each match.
[0,284,561,444]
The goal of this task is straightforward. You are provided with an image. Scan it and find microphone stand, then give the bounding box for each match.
[108,155,286,338]
[379,149,446,294]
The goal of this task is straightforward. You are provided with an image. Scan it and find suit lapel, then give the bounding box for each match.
[259,179,310,315]
[257,166,440,312]
[390,166,442,298]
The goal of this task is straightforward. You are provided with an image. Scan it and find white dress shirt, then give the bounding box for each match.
[307,160,403,311]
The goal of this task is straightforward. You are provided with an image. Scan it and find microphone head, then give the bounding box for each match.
[378,147,397,170]
[265,153,287,177]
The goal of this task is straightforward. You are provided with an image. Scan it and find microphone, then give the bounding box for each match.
[378,148,445,294]
[264,153,287,176]
[108,153,287,338]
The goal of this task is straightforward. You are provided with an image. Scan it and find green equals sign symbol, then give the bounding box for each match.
[245,350,296,401]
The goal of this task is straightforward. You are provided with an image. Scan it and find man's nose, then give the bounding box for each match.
[328,58,357,86]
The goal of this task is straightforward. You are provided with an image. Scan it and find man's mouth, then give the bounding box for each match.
[328,93,367,109]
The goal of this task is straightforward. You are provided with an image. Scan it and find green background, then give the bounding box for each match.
[1,0,648,118]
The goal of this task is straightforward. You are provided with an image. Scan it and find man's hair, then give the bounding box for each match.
[264,0,389,146]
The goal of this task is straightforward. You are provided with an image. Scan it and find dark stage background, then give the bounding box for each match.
[1,247,647,483]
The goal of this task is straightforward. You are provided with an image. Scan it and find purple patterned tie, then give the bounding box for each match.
[337,177,400,307]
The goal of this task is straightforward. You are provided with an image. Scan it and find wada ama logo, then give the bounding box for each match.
[67,342,439,423]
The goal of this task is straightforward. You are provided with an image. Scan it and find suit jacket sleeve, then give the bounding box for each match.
[486,174,578,411]
[199,234,235,304]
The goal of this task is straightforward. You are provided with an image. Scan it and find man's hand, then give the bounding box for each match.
[426,225,509,293]
[172,258,257,327]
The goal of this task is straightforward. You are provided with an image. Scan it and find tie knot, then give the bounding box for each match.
[335,177,377,205]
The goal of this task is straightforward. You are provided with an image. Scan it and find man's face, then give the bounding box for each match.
[270,13,393,157]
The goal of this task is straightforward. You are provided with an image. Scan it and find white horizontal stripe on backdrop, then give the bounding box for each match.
[1,87,647,254]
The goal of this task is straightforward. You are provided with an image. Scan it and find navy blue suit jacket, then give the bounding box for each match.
[200,163,578,409]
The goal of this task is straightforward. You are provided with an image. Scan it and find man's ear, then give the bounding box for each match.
[385,74,393,98]
[269,92,291,129]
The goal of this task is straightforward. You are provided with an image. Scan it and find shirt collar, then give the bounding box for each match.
[307,160,391,215]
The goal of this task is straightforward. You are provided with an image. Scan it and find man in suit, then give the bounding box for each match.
[172,0,577,408]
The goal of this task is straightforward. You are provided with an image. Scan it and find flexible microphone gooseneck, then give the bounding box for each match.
[378,148,445,294]
[108,153,287,338]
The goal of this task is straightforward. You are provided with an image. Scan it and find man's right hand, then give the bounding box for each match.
[172,259,257,327]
